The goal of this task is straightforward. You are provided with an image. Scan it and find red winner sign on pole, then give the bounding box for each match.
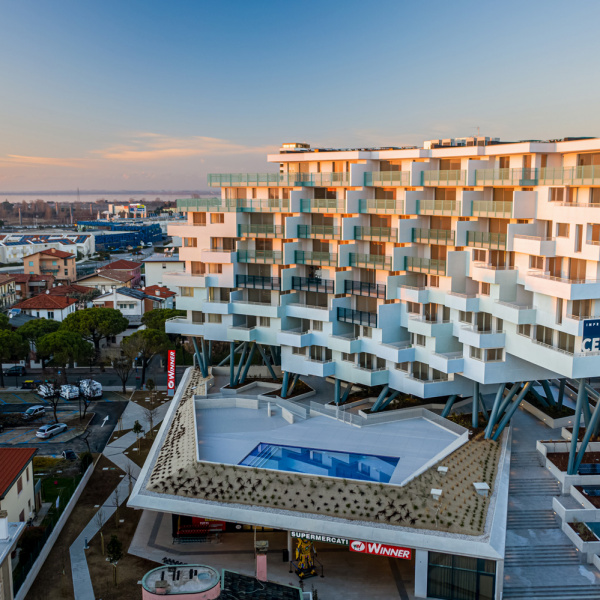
[349,540,412,560]
[167,349,176,396]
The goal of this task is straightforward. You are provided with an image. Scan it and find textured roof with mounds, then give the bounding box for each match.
[48,284,95,296]
[0,274,16,285]
[13,295,77,310]
[100,259,142,270]
[36,248,75,259]
[0,448,37,499]
[143,285,176,298]
[78,270,134,283]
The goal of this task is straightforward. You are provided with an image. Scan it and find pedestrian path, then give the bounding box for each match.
[502,405,600,600]
[68,398,170,600]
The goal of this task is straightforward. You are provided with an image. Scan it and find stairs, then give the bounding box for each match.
[509,478,561,496]
[503,584,600,599]
[506,509,558,530]
[245,444,278,468]
[504,545,579,568]
[510,451,541,467]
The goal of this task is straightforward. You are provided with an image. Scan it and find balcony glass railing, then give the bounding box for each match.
[539,165,600,185]
[292,276,334,294]
[354,226,397,242]
[364,171,411,186]
[421,170,467,186]
[237,250,283,263]
[298,225,341,239]
[208,172,350,187]
[358,198,403,214]
[300,199,344,213]
[177,198,222,212]
[349,253,392,270]
[344,280,386,299]
[177,198,289,213]
[405,256,446,275]
[337,307,377,328]
[295,251,338,266]
[475,168,538,186]
[466,231,507,250]
[412,228,455,245]
[236,275,281,290]
[304,172,350,187]
[472,201,513,217]
[238,224,282,237]
[417,199,460,215]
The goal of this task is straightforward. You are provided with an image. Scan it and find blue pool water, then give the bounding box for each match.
[239,442,399,483]
[585,522,600,538]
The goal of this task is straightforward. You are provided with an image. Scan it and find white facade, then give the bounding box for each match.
[166,137,600,397]
[142,254,184,287]
[18,302,76,322]
[0,234,95,263]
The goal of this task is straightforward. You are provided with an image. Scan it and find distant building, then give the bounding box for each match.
[93,287,164,325]
[76,220,162,249]
[0,448,38,524]
[77,269,136,292]
[106,203,147,219]
[99,259,143,286]
[22,248,76,284]
[142,253,184,287]
[12,295,77,321]
[142,285,176,309]
[12,274,54,300]
[0,233,94,264]
[0,275,17,310]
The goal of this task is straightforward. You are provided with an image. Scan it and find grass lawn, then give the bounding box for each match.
[26,455,124,600]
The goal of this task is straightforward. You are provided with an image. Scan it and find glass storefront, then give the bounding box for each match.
[428,552,496,600]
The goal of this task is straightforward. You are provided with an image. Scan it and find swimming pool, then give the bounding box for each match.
[239,442,399,483]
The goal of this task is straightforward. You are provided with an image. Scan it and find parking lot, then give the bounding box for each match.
[0,390,128,405]
[0,407,83,445]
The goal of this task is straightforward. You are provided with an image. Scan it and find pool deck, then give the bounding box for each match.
[196,404,461,485]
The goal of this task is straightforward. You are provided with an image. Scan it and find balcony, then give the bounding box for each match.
[466,231,507,250]
[417,199,460,216]
[238,224,282,238]
[295,251,338,267]
[344,280,386,299]
[227,325,259,342]
[177,198,290,213]
[493,300,536,325]
[231,299,281,319]
[208,173,303,187]
[525,272,600,301]
[421,170,467,186]
[298,225,341,240]
[328,333,361,354]
[538,165,600,186]
[237,250,283,264]
[303,172,350,187]
[236,275,281,290]
[405,256,446,275]
[291,276,334,294]
[358,199,403,214]
[364,171,410,186]
[512,234,556,256]
[459,325,506,349]
[472,201,513,218]
[299,199,344,213]
[165,317,206,336]
[354,226,397,242]
[177,198,222,212]
[474,168,538,186]
[349,253,392,270]
[163,271,211,288]
[337,307,377,328]
[412,228,455,245]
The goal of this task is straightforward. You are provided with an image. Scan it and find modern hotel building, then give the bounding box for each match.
[129,136,600,600]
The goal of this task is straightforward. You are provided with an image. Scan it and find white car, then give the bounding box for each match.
[36,423,68,439]
[60,385,80,400]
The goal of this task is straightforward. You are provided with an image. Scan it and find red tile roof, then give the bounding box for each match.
[143,285,176,298]
[0,448,37,499]
[13,295,77,310]
[48,284,95,296]
[0,274,15,285]
[100,259,142,271]
[37,248,75,259]
[78,270,134,283]
[12,274,54,283]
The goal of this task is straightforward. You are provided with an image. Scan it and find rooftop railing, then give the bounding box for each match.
[207,172,350,187]
[177,198,289,213]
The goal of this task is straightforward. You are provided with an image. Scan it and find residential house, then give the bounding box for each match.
[76,269,135,292]
[142,253,184,287]
[47,283,97,306]
[142,285,176,309]
[12,295,77,322]
[12,274,54,300]
[0,512,25,600]
[0,275,16,310]
[23,248,76,284]
[98,259,142,286]
[93,287,164,325]
[0,448,38,524]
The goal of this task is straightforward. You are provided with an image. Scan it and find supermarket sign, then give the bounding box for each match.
[582,319,600,353]
[290,531,348,546]
[349,540,412,559]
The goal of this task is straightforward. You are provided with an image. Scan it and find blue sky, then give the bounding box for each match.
[1,0,599,191]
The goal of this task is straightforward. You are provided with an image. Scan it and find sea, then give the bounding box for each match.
[0,191,215,204]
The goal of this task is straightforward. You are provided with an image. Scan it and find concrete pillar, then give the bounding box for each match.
[287,531,293,557]
[414,549,428,598]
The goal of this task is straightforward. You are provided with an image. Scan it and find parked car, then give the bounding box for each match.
[60,385,80,400]
[23,405,45,421]
[62,449,77,460]
[36,423,68,439]
[37,383,55,398]
[80,379,102,399]
[22,380,42,390]
[3,365,26,377]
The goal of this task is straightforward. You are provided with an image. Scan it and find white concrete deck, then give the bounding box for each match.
[195,404,461,485]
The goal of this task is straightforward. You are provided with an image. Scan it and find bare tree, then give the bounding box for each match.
[93,508,105,556]
[142,405,159,439]
[112,487,121,528]
[124,462,137,497]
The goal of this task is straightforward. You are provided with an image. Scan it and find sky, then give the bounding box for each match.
[1,0,600,192]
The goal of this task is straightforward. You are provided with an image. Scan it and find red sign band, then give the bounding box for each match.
[349,540,412,560]
[167,349,176,390]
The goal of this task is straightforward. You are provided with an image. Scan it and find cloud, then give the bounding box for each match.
[0,155,92,168]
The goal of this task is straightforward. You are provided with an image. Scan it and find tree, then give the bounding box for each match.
[37,331,93,385]
[93,509,105,556]
[132,420,143,451]
[0,330,28,388]
[141,308,185,333]
[111,355,134,394]
[0,314,9,331]
[122,329,168,386]
[106,535,123,586]
[142,405,159,439]
[61,308,128,356]
[19,318,61,370]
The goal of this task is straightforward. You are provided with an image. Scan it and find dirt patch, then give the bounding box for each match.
[575,486,600,508]
[446,413,488,436]
[569,521,598,542]
[547,451,600,471]
[110,428,133,443]
[525,393,575,419]
[26,455,125,600]
[264,380,314,398]
[565,427,600,442]
[87,505,160,600]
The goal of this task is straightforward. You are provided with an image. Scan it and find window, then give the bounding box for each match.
[470,346,483,360]
[312,320,323,331]
[549,188,564,203]
[530,255,544,270]
[362,327,372,338]
[342,352,356,362]
[26,467,29,482]
[556,298,563,324]
[407,302,420,314]
[192,213,206,226]
[396,361,410,372]
[486,348,503,362]
[47,311,54,319]
[52,260,57,265]
[412,333,426,347]
[19,510,24,523]
[180,287,193,297]
[473,249,486,262]
[259,317,270,327]
[211,213,225,224]
[293,346,307,355]
[571,299,591,319]
[459,311,473,324]
[207,314,222,323]
[480,282,490,296]
[518,324,531,337]
[17,476,22,494]
[429,275,439,288]
[184,237,197,247]
[208,264,223,274]
[556,223,570,237]
[29,261,33,266]
[558,331,575,354]
[536,325,554,346]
